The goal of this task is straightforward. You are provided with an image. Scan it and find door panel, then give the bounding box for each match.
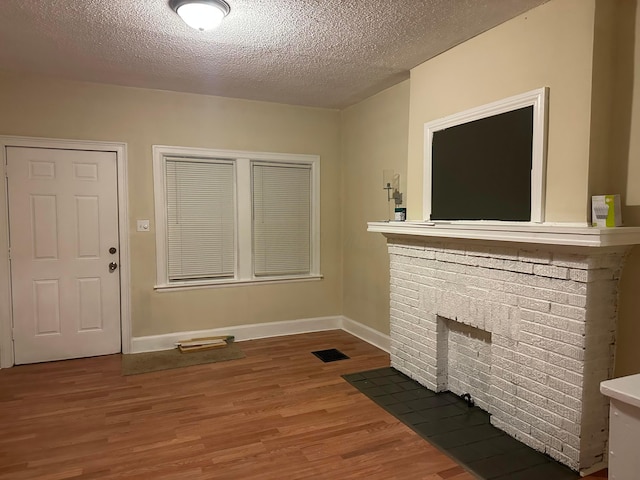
[33,279,61,334]
[7,147,121,364]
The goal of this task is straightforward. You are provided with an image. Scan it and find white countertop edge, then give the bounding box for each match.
[601,374,640,409]
[367,221,640,248]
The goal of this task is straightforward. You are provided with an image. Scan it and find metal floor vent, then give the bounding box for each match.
[312,348,349,363]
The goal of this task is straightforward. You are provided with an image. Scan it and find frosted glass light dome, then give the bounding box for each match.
[171,0,230,31]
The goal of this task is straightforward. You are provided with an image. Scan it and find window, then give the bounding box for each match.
[165,158,235,281]
[252,162,311,276]
[153,146,320,289]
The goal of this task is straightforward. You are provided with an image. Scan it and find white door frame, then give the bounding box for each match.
[0,136,131,367]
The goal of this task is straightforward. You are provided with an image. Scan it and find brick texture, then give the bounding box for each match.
[387,239,628,474]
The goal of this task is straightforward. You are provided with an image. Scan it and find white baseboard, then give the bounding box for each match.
[341,316,390,353]
[130,315,390,354]
[130,316,342,353]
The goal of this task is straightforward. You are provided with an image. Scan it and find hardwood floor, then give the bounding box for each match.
[0,331,607,479]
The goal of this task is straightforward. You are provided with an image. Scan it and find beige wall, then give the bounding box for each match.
[407,0,596,223]
[0,71,342,337]
[340,81,410,334]
[612,0,640,377]
[588,0,617,201]
[403,0,640,375]
[624,0,640,216]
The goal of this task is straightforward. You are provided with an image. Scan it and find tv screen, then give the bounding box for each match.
[431,106,533,221]
[424,87,547,223]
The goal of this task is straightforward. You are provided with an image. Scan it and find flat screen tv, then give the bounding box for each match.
[423,88,548,223]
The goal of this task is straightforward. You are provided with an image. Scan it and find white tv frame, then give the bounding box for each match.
[423,87,549,223]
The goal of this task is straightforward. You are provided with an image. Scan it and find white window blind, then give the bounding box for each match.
[165,158,235,281]
[252,163,311,276]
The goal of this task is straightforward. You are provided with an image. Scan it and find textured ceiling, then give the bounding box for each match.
[0,0,549,109]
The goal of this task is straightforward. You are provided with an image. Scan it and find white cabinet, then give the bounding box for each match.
[601,374,640,480]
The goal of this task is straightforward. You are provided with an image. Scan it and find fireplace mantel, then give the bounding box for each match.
[368,221,640,248]
[373,221,640,473]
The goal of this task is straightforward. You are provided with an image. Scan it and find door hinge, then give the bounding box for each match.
[7,247,10,260]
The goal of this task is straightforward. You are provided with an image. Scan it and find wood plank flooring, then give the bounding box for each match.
[0,331,607,479]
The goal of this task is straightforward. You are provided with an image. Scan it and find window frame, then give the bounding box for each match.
[153,145,321,290]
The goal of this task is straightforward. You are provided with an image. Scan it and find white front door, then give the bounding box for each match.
[7,147,121,364]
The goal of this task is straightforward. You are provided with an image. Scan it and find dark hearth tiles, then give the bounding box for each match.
[468,447,552,479]
[450,408,491,428]
[344,372,366,382]
[408,393,462,411]
[493,461,580,480]
[414,416,465,437]
[415,403,467,421]
[410,388,438,399]
[448,435,514,464]
[449,433,528,464]
[362,386,391,398]
[360,367,398,378]
[342,367,580,480]
[398,411,429,425]
[375,394,403,406]
[370,376,395,386]
[391,390,421,402]
[386,402,413,416]
[381,383,405,395]
[429,423,504,449]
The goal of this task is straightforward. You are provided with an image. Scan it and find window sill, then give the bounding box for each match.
[154,274,323,292]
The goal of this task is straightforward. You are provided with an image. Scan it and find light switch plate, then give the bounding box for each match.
[137,219,150,232]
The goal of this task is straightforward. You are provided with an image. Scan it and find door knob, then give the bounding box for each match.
[109,262,118,272]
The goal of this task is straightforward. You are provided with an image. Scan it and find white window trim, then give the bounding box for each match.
[153,145,321,290]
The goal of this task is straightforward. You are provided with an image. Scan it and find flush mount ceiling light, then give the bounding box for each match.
[170,0,230,31]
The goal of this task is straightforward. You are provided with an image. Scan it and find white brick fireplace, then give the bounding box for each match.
[368,222,640,475]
